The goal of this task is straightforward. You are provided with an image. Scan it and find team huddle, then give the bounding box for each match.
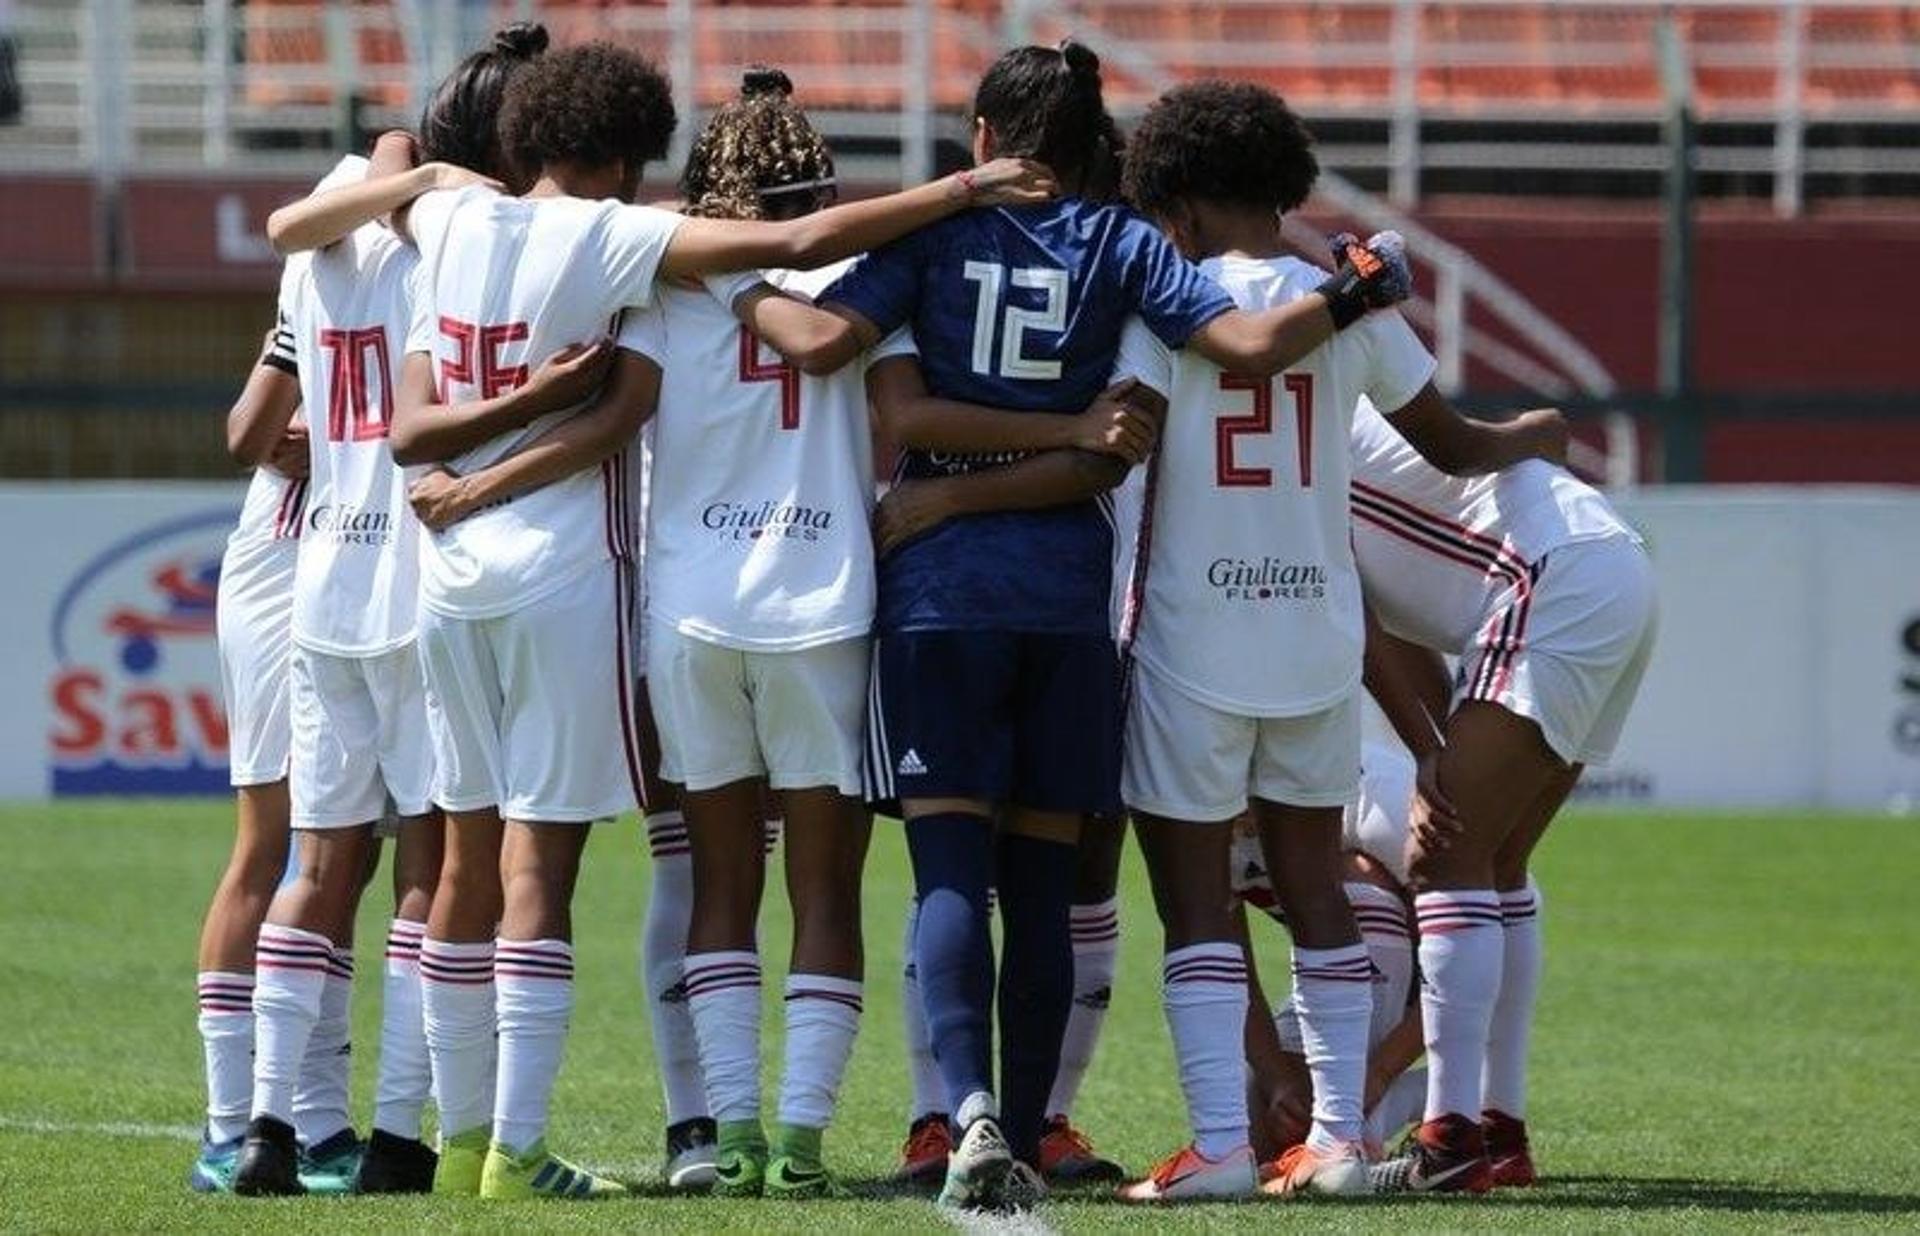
[189,25,1657,1213]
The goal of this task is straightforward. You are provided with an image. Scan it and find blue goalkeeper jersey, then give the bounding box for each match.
[825,199,1233,635]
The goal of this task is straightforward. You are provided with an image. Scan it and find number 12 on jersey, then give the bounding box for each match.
[1216,372,1314,488]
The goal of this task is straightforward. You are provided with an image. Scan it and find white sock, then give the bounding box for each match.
[1416,890,1505,1123]
[373,918,431,1140]
[1483,880,1543,1120]
[1292,943,1373,1151]
[642,814,708,1126]
[1364,1065,1428,1151]
[250,924,332,1126]
[493,938,576,1155]
[778,974,863,1130]
[1163,942,1250,1160]
[197,971,254,1143]
[1348,882,1416,1045]
[684,950,762,1123]
[901,899,944,1120]
[1048,897,1118,1119]
[292,947,355,1146]
[420,937,496,1141]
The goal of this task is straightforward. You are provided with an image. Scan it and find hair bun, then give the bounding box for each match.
[741,65,793,99]
[1058,38,1101,78]
[493,22,549,59]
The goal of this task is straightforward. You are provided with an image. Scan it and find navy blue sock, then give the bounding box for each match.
[994,831,1077,1166]
[905,812,996,1121]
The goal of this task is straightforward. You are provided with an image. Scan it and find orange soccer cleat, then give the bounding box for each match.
[1117,1142,1257,1202]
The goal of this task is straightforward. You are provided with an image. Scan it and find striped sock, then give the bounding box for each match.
[685,950,763,1124]
[1048,897,1119,1120]
[1483,881,1544,1120]
[493,938,576,1155]
[197,971,254,1143]
[1347,882,1415,1044]
[642,813,707,1126]
[1163,942,1250,1160]
[373,918,430,1140]
[292,946,354,1147]
[250,924,333,1126]
[420,938,496,1140]
[1293,943,1374,1151]
[778,974,863,1131]
[1416,890,1505,1123]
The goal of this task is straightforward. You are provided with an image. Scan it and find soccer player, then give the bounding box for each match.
[1353,395,1657,1194]
[279,39,1053,1199]
[191,320,305,1193]
[821,43,1412,1210]
[1106,80,1567,1202]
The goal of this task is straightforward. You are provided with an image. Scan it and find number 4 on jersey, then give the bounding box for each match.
[739,326,801,429]
[1216,372,1314,488]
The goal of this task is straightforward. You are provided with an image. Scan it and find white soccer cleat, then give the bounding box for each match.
[1263,1140,1373,1197]
[937,1112,1013,1211]
[1118,1142,1258,1202]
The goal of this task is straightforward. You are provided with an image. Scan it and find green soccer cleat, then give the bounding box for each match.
[479,1138,627,1200]
[765,1124,846,1199]
[711,1119,769,1198]
[433,1127,489,1196]
[187,1130,243,1193]
[297,1128,364,1195]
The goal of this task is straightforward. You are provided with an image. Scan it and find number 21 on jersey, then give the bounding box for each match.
[1216,372,1314,488]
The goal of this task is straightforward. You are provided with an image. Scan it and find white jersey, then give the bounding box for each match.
[1115,254,1435,715]
[283,165,422,656]
[1350,397,1638,653]
[405,186,683,618]
[630,261,878,651]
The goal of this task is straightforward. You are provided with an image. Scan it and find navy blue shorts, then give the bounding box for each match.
[864,630,1122,815]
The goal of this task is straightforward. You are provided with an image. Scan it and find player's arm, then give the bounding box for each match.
[407,349,662,531]
[719,280,865,376]
[226,327,303,469]
[1364,990,1425,1114]
[1386,383,1568,476]
[867,354,1158,461]
[389,340,616,467]
[655,158,1056,285]
[1363,608,1465,836]
[265,147,497,255]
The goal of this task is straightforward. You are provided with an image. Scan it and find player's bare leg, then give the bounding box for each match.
[359,811,444,1193]
[1252,800,1371,1197]
[1041,813,1125,1186]
[1481,759,1578,1188]
[768,788,872,1196]
[419,807,502,1194]
[1376,701,1563,1195]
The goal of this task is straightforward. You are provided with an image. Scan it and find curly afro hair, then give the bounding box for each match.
[1121,80,1317,220]
[680,66,835,220]
[499,41,676,182]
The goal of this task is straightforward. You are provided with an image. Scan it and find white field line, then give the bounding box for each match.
[0,1115,199,1141]
[939,1206,1059,1236]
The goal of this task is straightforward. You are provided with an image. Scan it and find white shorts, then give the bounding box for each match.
[647,623,867,796]
[290,642,436,829]
[1123,664,1362,820]
[1344,736,1417,886]
[1456,534,1658,766]
[419,564,642,823]
[216,540,296,787]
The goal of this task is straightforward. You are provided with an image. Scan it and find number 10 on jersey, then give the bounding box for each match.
[1216,372,1314,488]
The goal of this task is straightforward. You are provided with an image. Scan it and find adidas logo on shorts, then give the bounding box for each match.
[896,748,928,777]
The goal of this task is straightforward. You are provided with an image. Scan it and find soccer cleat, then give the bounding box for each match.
[663,1117,718,1191]
[895,1113,952,1188]
[1368,1115,1494,1195]
[354,1128,439,1194]
[711,1119,769,1198]
[765,1123,845,1199]
[231,1115,305,1197]
[479,1138,627,1199]
[1483,1110,1537,1188]
[1262,1140,1372,1198]
[1002,1160,1048,1211]
[936,1115,1013,1212]
[187,1130,242,1193]
[433,1127,488,1196]
[1118,1142,1257,1202]
[298,1128,364,1195]
[1039,1115,1125,1186]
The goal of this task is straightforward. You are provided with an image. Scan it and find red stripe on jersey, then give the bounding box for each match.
[1352,479,1509,557]
[1351,490,1525,587]
[611,563,647,813]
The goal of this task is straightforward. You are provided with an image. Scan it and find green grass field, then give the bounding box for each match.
[1,802,1916,1233]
